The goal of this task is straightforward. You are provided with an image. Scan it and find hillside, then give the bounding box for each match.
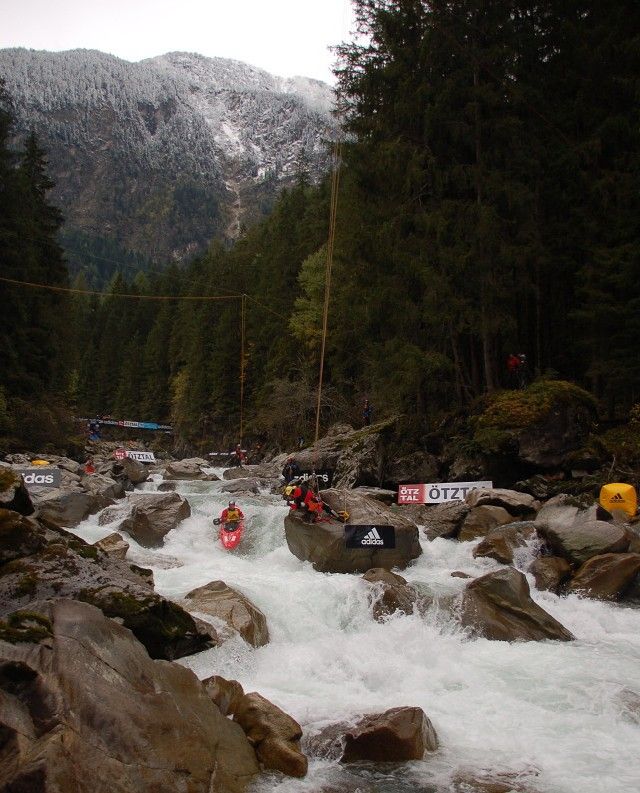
[0,48,337,279]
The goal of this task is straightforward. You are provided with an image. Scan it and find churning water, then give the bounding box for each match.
[71,473,640,793]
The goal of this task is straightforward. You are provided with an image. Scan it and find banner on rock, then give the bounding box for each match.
[398,481,493,504]
[345,525,396,549]
[19,467,61,488]
[114,449,156,463]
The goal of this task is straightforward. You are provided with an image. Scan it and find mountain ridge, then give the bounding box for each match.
[0,47,338,280]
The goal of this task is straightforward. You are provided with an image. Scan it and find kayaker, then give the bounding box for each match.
[219,501,244,529]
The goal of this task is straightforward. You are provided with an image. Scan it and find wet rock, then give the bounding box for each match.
[460,568,574,642]
[94,531,129,560]
[119,456,150,484]
[419,500,470,541]
[616,688,640,725]
[567,553,640,600]
[285,490,421,574]
[203,674,245,716]
[221,478,261,494]
[157,481,177,491]
[307,707,438,763]
[119,492,191,547]
[528,556,572,593]
[32,488,100,528]
[0,599,259,793]
[185,581,269,647]
[452,768,541,793]
[0,464,34,515]
[473,522,536,565]
[362,568,421,620]
[234,692,307,778]
[459,505,518,542]
[0,520,211,660]
[223,463,279,481]
[80,471,125,504]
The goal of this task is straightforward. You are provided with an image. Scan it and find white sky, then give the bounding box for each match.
[0,0,356,83]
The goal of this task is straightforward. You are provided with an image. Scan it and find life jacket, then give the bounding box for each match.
[225,508,241,522]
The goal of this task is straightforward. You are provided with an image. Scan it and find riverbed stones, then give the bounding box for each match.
[185,581,269,647]
[567,553,640,600]
[119,491,191,547]
[0,599,260,793]
[306,707,438,763]
[233,692,307,778]
[285,490,421,574]
[460,568,574,642]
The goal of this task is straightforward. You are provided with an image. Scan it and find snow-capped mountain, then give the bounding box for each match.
[0,48,338,268]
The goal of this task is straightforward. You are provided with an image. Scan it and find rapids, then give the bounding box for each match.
[70,472,640,793]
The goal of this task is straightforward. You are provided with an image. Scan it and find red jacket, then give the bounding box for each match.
[220,506,244,523]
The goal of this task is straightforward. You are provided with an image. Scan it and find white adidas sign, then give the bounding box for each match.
[360,527,384,546]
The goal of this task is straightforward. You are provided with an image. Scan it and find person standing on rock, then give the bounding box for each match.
[362,399,373,426]
[282,457,300,484]
[234,444,245,466]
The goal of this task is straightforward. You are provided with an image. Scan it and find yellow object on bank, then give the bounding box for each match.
[599,483,637,517]
[31,459,50,466]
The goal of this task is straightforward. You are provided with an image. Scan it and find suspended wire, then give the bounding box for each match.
[239,294,247,446]
[314,140,342,444]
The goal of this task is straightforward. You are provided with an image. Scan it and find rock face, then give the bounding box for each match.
[0,517,211,660]
[233,692,307,778]
[460,568,574,642]
[185,581,269,647]
[285,490,421,573]
[306,707,438,763]
[0,599,259,793]
[119,492,191,547]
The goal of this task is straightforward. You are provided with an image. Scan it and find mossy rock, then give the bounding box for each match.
[0,609,52,644]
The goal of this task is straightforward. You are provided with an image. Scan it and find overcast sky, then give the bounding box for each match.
[0,0,356,83]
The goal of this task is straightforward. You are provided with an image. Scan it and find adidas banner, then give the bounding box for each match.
[298,470,333,487]
[345,525,396,549]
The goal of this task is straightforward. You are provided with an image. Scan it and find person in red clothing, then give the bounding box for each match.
[219,501,244,529]
[291,480,324,523]
[84,458,95,475]
[234,444,246,466]
[506,353,521,389]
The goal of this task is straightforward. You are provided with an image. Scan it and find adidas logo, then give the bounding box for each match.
[361,527,384,546]
[610,493,625,502]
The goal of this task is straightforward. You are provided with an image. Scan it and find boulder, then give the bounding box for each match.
[362,568,421,621]
[535,510,629,566]
[465,488,537,515]
[185,581,269,647]
[220,478,261,494]
[0,519,212,660]
[203,675,245,717]
[460,568,574,642]
[616,688,640,725]
[458,505,518,542]
[233,692,307,778]
[32,488,101,528]
[222,463,279,481]
[528,556,572,594]
[94,531,130,560]
[353,487,397,505]
[419,500,470,541]
[473,522,536,565]
[80,471,125,504]
[119,456,150,484]
[567,553,640,600]
[0,599,259,793]
[384,451,439,487]
[0,464,34,515]
[285,490,421,574]
[306,707,438,763]
[163,457,209,480]
[452,768,541,793]
[120,492,191,547]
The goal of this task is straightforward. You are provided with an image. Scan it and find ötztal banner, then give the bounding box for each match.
[114,449,156,463]
[397,481,493,504]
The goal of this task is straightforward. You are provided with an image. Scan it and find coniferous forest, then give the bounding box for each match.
[1,0,639,453]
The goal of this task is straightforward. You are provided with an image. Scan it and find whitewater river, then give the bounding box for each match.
[70,473,640,793]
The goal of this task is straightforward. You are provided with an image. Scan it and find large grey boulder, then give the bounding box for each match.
[0,599,259,793]
[285,490,421,574]
[473,522,536,565]
[535,501,629,566]
[119,456,150,484]
[185,581,269,647]
[163,457,210,480]
[420,501,470,541]
[32,488,100,527]
[466,487,537,515]
[460,568,574,642]
[119,492,191,547]
[458,505,518,542]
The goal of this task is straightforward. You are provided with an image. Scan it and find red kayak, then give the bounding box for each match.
[219,520,244,550]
